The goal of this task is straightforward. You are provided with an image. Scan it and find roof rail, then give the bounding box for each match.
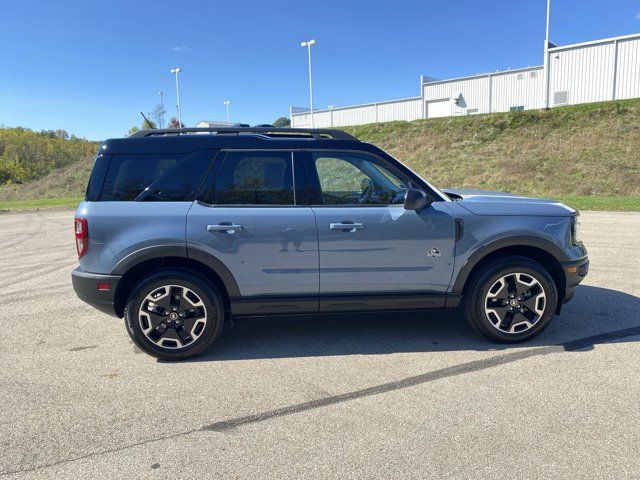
[128,127,358,141]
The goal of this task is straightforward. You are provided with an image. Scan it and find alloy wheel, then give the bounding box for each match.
[484,272,546,334]
[138,284,208,349]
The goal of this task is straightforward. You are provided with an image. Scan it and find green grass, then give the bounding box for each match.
[1,195,637,212]
[1,98,640,212]
[343,98,640,202]
[0,196,83,211]
[552,195,640,212]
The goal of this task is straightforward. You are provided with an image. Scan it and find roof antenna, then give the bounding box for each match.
[140,111,155,129]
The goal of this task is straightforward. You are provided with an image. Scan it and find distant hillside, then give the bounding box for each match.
[0,99,639,208]
[344,99,640,198]
[0,128,98,201]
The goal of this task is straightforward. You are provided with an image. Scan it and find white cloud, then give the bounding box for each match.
[172,46,191,52]
[636,11,640,20]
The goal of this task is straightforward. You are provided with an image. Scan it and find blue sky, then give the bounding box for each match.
[1,0,639,140]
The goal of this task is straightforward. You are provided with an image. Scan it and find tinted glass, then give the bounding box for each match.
[312,152,408,205]
[100,151,213,202]
[212,151,295,205]
[85,153,110,201]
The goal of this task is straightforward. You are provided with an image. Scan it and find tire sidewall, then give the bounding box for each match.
[125,270,224,360]
[467,258,558,343]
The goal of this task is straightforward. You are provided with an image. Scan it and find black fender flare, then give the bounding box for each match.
[451,235,569,293]
[111,243,240,298]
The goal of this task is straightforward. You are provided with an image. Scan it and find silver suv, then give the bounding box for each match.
[72,127,589,359]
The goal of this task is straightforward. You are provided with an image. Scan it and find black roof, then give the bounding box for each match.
[101,127,372,155]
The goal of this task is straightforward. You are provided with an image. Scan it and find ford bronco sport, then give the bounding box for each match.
[72,127,589,359]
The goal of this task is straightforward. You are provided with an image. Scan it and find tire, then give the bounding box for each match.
[124,270,225,360]
[463,256,558,343]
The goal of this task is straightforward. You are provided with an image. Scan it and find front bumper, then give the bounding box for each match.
[561,256,589,304]
[71,266,121,317]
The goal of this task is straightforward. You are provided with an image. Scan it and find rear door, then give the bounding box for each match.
[305,150,456,309]
[186,150,319,314]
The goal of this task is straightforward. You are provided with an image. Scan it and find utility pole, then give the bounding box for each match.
[170,68,183,126]
[158,91,165,128]
[300,40,316,128]
[543,0,551,109]
[224,100,231,125]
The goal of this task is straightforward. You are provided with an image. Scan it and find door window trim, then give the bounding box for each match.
[302,149,424,208]
[194,149,310,208]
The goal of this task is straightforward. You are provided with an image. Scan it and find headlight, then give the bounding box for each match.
[571,214,581,244]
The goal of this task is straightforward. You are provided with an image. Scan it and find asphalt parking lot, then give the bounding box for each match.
[0,209,639,479]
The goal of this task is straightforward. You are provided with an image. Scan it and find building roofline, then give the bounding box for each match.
[549,32,640,52]
[290,96,422,116]
[422,66,543,86]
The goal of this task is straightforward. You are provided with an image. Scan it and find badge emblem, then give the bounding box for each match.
[427,248,441,258]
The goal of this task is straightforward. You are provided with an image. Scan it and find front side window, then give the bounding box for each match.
[312,152,408,206]
[211,151,295,205]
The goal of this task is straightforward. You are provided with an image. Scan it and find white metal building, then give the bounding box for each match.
[291,32,640,128]
[196,121,233,128]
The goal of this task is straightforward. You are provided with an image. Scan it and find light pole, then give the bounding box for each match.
[158,91,165,128]
[300,39,316,128]
[543,0,551,109]
[170,67,182,126]
[224,100,231,125]
[328,105,334,127]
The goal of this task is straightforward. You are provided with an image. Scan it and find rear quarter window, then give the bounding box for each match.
[99,151,215,202]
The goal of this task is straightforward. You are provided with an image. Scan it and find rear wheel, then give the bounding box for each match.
[464,256,558,342]
[124,270,225,360]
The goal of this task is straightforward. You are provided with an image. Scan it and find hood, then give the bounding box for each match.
[442,188,575,217]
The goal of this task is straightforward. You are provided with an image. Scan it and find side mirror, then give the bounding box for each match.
[404,188,431,211]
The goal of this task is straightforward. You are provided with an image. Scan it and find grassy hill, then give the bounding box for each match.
[344,99,640,209]
[1,99,639,211]
[0,128,98,209]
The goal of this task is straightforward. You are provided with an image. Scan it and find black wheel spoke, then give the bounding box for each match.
[499,311,515,331]
[504,275,518,297]
[175,325,194,345]
[170,287,183,312]
[148,322,169,342]
[519,307,538,323]
[521,296,540,314]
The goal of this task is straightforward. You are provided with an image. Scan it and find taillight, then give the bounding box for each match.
[74,217,88,258]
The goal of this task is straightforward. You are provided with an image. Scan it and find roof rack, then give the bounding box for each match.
[128,127,358,141]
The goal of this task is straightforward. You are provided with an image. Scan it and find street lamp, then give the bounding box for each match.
[300,39,316,128]
[223,100,231,125]
[170,67,183,126]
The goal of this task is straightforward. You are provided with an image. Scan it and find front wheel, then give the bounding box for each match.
[124,270,225,360]
[464,256,558,343]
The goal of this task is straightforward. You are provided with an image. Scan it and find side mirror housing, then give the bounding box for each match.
[404,188,431,211]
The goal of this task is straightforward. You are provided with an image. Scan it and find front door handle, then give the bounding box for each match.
[329,222,364,232]
[207,224,244,233]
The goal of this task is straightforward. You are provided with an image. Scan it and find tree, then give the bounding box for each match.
[142,118,157,130]
[150,103,166,129]
[128,126,139,136]
[273,117,291,128]
[168,117,185,128]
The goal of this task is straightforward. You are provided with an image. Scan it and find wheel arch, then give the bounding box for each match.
[453,237,567,313]
[112,247,239,317]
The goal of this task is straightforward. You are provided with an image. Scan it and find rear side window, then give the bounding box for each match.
[99,151,214,201]
[85,154,110,201]
[206,151,295,205]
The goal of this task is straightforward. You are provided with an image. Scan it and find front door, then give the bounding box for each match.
[306,151,456,307]
[187,150,318,314]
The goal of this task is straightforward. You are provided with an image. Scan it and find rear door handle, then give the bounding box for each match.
[330,222,364,232]
[207,224,244,233]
